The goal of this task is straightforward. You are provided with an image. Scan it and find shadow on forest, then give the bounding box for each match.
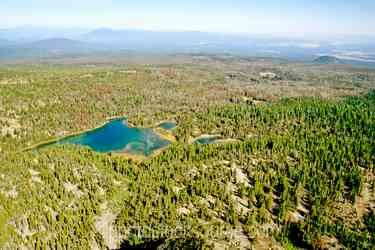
[117,236,207,250]
[118,238,166,250]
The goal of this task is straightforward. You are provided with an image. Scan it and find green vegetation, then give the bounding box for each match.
[0,57,374,249]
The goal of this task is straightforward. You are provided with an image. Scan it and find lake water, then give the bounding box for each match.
[194,136,221,145]
[39,118,171,156]
[157,121,177,130]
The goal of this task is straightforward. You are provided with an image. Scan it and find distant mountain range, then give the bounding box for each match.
[0,27,89,42]
[83,28,230,46]
[313,56,342,64]
[0,38,107,60]
[0,27,374,67]
[25,38,95,50]
[0,39,13,47]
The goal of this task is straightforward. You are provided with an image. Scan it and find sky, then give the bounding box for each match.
[1,0,374,37]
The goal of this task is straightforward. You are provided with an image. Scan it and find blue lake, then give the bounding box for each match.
[39,118,171,156]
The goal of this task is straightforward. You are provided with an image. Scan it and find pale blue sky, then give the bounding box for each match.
[1,0,374,36]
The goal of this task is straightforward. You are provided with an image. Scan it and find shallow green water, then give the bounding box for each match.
[157,121,177,130]
[194,136,221,145]
[39,118,171,156]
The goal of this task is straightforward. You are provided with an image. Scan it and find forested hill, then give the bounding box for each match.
[0,62,374,249]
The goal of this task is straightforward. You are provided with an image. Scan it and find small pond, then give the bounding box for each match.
[194,135,222,145]
[157,121,177,130]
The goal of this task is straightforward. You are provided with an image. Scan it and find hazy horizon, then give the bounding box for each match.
[1,26,375,40]
[1,0,374,38]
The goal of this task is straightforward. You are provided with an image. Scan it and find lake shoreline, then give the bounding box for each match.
[22,115,126,152]
[23,116,177,159]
